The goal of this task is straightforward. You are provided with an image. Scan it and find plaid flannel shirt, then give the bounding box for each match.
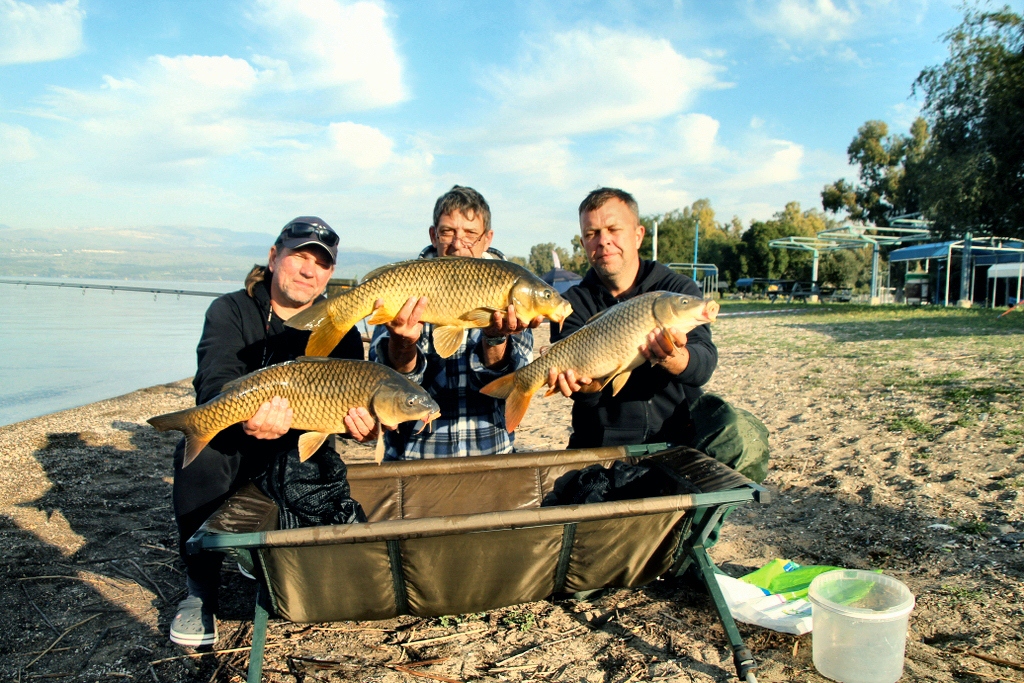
[369,323,533,460]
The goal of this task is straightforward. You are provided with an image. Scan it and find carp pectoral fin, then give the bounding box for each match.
[297,431,330,462]
[610,355,646,396]
[459,308,498,327]
[610,371,633,396]
[432,325,467,358]
[577,379,607,393]
[374,429,385,465]
[367,306,394,325]
[182,434,214,468]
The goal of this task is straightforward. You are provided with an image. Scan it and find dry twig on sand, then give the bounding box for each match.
[24,614,100,670]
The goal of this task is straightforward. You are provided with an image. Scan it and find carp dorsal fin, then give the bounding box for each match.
[298,432,330,462]
[585,308,611,325]
[219,375,247,394]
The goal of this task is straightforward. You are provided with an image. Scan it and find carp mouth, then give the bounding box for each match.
[415,407,443,434]
[702,300,720,322]
[549,301,574,330]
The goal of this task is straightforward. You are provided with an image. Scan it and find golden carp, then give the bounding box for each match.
[481,292,719,432]
[148,358,441,466]
[284,257,573,358]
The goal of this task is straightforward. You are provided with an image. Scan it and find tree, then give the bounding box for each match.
[639,199,744,284]
[527,242,570,276]
[821,118,928,226]
[818,249,872,289]
[564,235,590,276]
[913,8,1024,238]
[740,202,829,280]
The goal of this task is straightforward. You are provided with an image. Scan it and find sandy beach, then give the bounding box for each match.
[2,307,1022,682]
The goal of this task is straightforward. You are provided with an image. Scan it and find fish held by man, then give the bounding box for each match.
[148,358,441,466]
[481,292,719,432]
[284,257,574,358]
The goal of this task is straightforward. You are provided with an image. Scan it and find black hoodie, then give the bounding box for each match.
[549,261,717,448]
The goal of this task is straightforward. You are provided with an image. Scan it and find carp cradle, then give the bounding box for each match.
[188,443,770,682]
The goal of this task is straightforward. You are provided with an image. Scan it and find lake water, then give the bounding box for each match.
[0,278,238,427]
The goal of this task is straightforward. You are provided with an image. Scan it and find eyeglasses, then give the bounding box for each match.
[280,222,339,247]
[434,226,486,249]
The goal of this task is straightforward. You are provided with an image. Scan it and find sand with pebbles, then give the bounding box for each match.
[2,305,1022,682]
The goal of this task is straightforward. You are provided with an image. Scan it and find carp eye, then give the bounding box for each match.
[406,397,415,406]
[543,290,552,299]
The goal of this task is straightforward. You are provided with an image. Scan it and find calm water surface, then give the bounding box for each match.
[0,278,238,427]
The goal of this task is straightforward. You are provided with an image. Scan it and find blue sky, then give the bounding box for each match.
[0,0,1007,257]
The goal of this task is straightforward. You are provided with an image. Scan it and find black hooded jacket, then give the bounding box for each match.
[191,276,363,457]
[549,261,717,448]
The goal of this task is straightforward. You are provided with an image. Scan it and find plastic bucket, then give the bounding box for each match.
[808,570,915,683]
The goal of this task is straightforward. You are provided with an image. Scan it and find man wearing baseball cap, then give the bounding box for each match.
[167,216,376,647]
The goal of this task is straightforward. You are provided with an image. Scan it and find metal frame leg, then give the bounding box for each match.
[246,583,270,683]
[692,544,758,683]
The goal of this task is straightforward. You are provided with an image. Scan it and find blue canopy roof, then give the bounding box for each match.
[888,241,957,262]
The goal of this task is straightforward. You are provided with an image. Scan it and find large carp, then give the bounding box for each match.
[481,292,719,432]
[285,257,574,358]
[148,358,441,466]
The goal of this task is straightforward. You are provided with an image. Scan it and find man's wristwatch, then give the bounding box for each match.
[483,334,508,347]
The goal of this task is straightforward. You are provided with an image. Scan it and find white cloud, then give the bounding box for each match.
[484,27,722,137]
[39,54,288,169]
[0,0,83,65]
[726,140,804,188]
[251,0,406,110]
[749,0,859,42]
[327,121,394,169]
[674,113,719,164]
[0,123,36,162]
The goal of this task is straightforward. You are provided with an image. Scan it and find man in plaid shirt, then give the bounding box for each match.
[369,186,542,459]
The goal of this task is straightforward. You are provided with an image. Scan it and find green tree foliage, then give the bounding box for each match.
[821,118,929,226]
[527,242,570,276]
[741,202,833,280]
[639,199,744,284]
[913,8,1024,238]
[817,248,873,289]
[564,235,590,276]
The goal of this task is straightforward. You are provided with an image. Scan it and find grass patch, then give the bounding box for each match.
[500,609,537,632]
[887,414,935,436]
[941,585,988,605]
[955,520,989,536]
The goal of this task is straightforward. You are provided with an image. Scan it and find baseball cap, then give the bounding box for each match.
[275,216,339,264]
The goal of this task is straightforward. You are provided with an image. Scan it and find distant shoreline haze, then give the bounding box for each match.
[0,223,414,281]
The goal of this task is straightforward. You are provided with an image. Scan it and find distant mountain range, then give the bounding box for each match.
[0,224,414,282]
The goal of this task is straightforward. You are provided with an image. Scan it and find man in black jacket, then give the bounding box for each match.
[548,188,768,486]
[169,217,373,647]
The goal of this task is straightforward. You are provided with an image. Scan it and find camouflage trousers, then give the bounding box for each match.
[686,393,770,548]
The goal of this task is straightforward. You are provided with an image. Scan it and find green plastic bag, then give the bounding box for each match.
[739,559,843,601]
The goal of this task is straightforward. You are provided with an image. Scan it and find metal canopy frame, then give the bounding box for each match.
[768,220,932,302]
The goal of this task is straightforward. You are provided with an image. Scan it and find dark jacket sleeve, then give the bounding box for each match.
[193,295,251,405]
[549,285,593,343]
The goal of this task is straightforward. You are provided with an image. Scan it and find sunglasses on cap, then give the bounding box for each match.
[279,221,340,247]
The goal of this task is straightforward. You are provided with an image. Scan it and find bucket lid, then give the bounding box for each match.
[808,569,915,621]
